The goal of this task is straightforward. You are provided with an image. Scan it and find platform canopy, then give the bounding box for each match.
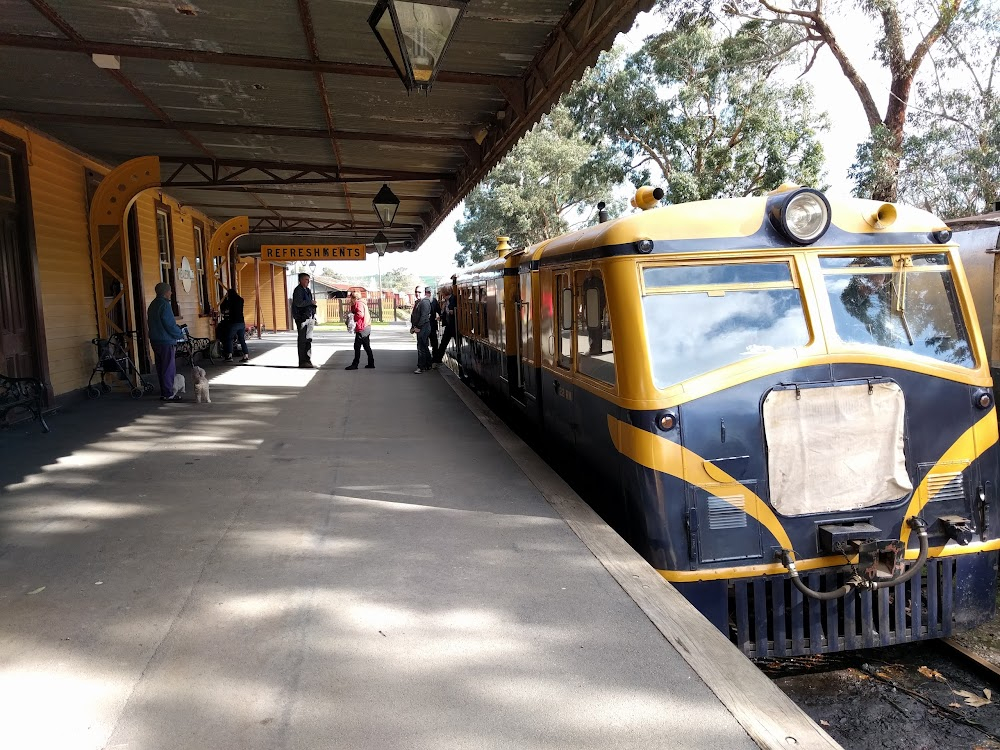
[0,0,652,252]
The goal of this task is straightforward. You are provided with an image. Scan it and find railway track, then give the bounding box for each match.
[761,640,1000,750]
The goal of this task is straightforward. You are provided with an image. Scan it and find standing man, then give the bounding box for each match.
[344,291,374,370]
[410,285,433,374]
[292,272,317,368]
[147,282,186,401]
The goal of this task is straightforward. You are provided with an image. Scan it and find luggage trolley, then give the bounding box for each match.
[87,331,155,399]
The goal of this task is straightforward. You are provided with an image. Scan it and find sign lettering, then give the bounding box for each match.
[261,245,366,261]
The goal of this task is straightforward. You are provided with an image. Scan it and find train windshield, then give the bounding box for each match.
[820,253,974,368]
[641,261,810,388]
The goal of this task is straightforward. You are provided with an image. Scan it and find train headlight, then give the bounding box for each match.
[773,189,831,245]
[974,390,993,409]
[635,238,654,254]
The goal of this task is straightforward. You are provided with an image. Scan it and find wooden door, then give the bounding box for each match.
[0,150,36,378]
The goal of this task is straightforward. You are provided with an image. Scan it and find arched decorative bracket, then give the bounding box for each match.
[88,156,161,340]
[208,216,249,306]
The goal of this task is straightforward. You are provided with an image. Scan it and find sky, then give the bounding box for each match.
[326,5,888,285]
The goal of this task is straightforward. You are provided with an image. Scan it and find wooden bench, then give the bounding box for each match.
[0,374,50,433]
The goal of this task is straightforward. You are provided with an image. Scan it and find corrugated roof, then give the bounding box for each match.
[0,0,653,250]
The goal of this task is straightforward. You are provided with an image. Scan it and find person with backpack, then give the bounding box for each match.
[344,291,374,370]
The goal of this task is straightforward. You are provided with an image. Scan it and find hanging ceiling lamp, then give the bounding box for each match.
[368,0,469,93]
[372,183,400,227]
[372,231,389,256]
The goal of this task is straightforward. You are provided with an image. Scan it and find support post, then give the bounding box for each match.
[254,257,262,339]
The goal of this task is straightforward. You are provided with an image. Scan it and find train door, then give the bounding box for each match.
[517,270,532,395]
[548,270,577,449]
[510,277,525,403]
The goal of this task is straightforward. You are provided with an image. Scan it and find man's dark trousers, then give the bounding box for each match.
[296,319,312,365]
[152,342,177,397]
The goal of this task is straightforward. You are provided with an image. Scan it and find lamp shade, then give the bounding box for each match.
[372,183,400,227]
[373,231,389,256]
[368,0,469,92]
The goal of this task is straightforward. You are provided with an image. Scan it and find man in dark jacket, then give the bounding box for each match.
[292,273,317,368]
[220,289,249,362]
[147,282,186,401]
[433,284,456,366]
[410,286,432,373]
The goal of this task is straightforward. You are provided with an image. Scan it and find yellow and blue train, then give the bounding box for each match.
[450,184,999,658]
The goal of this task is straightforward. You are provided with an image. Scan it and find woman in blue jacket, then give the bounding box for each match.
[147,282,186,400]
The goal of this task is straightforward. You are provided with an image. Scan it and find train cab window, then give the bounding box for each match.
[557,275,572,369]
[820,253,974,367]
[641,261,809,388]
[576,270,615,385]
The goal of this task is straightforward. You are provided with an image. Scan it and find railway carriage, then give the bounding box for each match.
[452,184,999,658]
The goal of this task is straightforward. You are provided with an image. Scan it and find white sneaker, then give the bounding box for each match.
[413,368,423,374]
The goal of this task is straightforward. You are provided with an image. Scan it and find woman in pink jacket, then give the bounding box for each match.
[344,291,374,370]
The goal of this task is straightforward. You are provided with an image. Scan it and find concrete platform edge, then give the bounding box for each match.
[438,369,843,750]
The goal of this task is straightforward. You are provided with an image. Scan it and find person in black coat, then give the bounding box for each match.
[220,289,250,362]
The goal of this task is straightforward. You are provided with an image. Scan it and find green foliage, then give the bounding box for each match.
[564,20,827,205]
[893,0,1000,217]
[382,267,421,292]
[453,105,627,267]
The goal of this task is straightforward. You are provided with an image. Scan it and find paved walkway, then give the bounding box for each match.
[0,327,757,750]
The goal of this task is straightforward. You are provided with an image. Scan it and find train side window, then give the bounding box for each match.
[558,275,572,369]
[480,285,486,339]
[576,270,615,385]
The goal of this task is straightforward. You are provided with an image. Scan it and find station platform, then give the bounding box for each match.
[0,327,839,750]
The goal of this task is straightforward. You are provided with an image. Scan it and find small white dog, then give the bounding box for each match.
[192,366,211,403]
[170,373,186,400]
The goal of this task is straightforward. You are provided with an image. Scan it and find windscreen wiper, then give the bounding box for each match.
[893,256,914,346]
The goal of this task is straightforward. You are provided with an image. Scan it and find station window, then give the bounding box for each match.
[557,273,572,369]
[154,202,179,316]
[193,222,210,315]
[576,270,615,385]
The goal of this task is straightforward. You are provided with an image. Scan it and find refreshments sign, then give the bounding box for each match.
[261,244,366,261]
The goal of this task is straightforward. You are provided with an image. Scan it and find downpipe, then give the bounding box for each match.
[777,517,929,601]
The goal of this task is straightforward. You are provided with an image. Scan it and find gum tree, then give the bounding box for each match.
[723,0,962,202]
[565,20,827,203]
[454,105,626,267]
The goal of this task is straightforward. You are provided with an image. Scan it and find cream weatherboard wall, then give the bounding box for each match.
[239,261,289,333]
[0,119,218,398]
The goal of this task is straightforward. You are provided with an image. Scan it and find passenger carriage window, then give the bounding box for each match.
[821,252,973,367]
[557,275,572,369]
[640,261,809,388]
[576,270,615,385]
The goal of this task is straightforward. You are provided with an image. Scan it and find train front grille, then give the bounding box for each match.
[729,558,956,658]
